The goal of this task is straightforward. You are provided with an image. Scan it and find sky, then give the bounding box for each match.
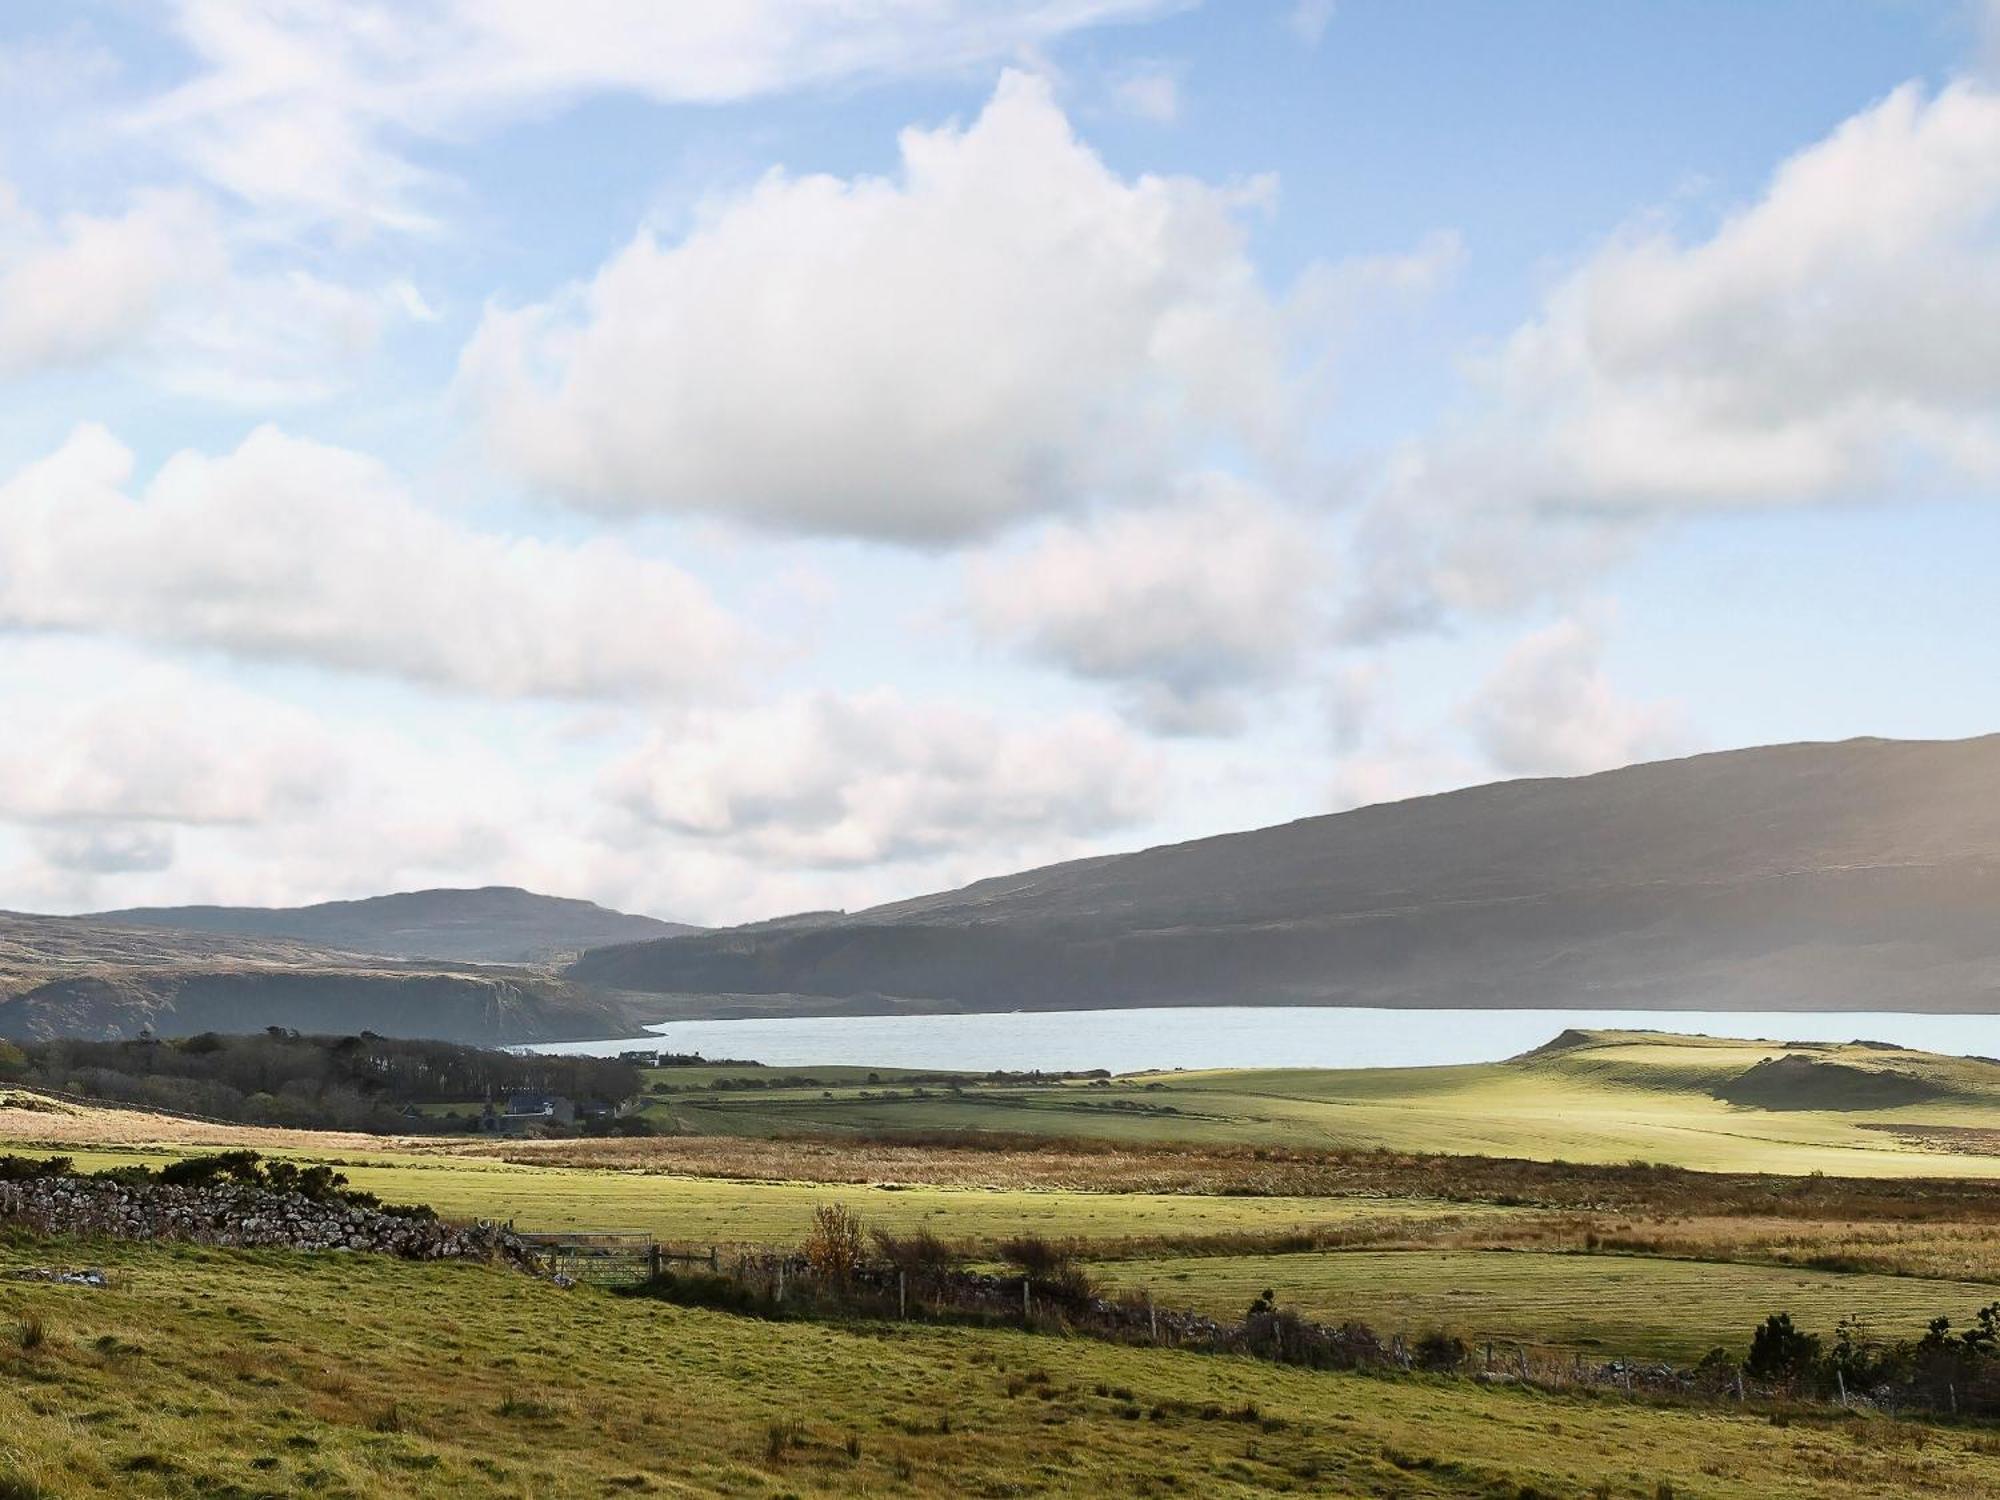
[2,0,1998,925]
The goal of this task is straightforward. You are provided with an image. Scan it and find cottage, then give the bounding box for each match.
[476,1093,577,1134]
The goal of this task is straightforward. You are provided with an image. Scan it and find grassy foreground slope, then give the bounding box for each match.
[4,1238,1999,1499]
[644,1031,2000,1175]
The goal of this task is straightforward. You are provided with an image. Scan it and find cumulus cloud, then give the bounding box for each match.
[0,667,340,830]
[140,0,1181,230]
[607,690,1162,869]
[0,425,747,700]
[1351,79,2000,634]
[0,187,219,376]
[459,71,1302,542]
[1461,617,1691,778]
[32,825,178,877]
[0,182,420,397]
[967,477,1323,733]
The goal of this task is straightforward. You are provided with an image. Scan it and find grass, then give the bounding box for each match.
[638,1032,2000,1177]
[2,1234,1999,1497]
[9,1031,2000,1492]
[1098,1247,2000,1365]
[0,1137,1531,1247]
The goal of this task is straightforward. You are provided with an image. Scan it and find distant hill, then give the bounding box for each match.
[571,736,2000,1016]
[89,886,698,965]
[0,912,648,1044]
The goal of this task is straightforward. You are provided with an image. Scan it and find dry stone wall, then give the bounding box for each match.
[0,1176,537,1267]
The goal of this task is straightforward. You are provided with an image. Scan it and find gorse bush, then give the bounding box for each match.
[870,1225,962,1281]
[997,1233,1073,1279]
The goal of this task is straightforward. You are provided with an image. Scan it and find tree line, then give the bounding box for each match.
[0,1030,641,1134]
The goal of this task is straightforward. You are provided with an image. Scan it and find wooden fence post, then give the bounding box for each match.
[648,1242,661,1281]
[1022,1279,1031,1325]
[709,1245,719,1272]
[899,1271,907,1321]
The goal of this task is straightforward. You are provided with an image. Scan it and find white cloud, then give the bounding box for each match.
[459,71,1301,543]
[967,477,1323,733]
[607,690,1162,869]
[1461,616,1690,778]
[1108,59,1182,122]
[0,666,340,829]
[0,187,221,376]
[0,182,418,398]
[1287,0,1336,48]
[0,424,748,700]
[1354,80,2000,633]
[33,825,178,877]
[141,0,1182,231]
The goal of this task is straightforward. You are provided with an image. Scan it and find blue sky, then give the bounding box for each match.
[1,0,1997,923]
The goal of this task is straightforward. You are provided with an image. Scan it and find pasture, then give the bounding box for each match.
[3,1236,1998,1499]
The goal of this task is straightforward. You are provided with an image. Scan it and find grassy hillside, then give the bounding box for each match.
[634,1030,2000,1176]
[3,1236,1997,1499]
[570,735,2000,1016]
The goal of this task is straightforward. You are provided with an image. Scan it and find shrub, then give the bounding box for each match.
[0,1155,72,1182]
[997,1233,1072,1279]
[1745,1313,1820,1383]
[871,1226,961,1282]
[801,1203,866,1287]
[1413,1330,1469,1372]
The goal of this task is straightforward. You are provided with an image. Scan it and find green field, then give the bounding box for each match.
[1098,1248,2000,1365]
[3,1141,1521,1248]
[644,1031,2000,1176]
[2,1235,1996,1499]
[8,1032,2000,1492]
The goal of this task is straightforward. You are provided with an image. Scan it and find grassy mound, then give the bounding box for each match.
[1713,1054,1951,1112]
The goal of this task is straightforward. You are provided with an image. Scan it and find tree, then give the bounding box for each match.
[1745,1312,1821,1383]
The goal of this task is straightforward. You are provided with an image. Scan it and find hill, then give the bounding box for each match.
[89,885,697,964]
[0,911,642,1044]
[571,735,2000,1015]
[622,1028,2000,1176]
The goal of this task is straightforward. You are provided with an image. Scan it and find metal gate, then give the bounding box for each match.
[516,1229,658,1285]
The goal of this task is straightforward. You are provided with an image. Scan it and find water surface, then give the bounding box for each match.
[529,1006,2000,1074]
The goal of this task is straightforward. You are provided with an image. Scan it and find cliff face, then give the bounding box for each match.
[571,736,2000,1016]
[0,969,633,1044]
[0,913,639,1043]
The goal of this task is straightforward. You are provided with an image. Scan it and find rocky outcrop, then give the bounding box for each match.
[0,1176,537,1266]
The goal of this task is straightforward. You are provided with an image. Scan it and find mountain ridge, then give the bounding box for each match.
[569,735,2000,1016]
[87,885,698,966]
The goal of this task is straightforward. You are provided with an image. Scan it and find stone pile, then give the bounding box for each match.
[0,1176,537,1269]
